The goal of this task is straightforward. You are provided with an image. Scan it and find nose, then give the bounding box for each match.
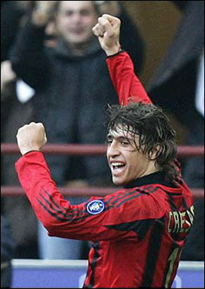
[72,12,82,23]
[107,140,120,158]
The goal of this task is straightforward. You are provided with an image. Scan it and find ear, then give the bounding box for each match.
[148,145,161,160]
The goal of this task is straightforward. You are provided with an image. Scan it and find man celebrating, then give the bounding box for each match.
[15,15,194,288]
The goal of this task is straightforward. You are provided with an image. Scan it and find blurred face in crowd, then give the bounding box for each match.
[55,1,98,46]
[106,125,158,186]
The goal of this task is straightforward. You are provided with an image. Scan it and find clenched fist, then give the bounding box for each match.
[16,122,47,155]
[32,1,58,26]
[92,14,121,56]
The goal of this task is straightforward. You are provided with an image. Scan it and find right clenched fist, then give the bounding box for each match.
[32,1,58,26]
[16,122,47,155]
[35,1,57,13]
[92,14,121,56]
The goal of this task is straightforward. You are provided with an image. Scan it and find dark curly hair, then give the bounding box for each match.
[107,102,179,181]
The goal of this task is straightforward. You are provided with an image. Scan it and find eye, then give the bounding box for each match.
[106,137,112,145]
[121,140,129,146]
[64,11,74,17]
[80,10,91,17]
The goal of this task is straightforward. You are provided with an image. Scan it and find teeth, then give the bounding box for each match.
[112,162,124,166]
[111,162,125,170]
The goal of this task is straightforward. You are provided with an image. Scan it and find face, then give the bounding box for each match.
[107,126,158,186]
[55,1,98,45]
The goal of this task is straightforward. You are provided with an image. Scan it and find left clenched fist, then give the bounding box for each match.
[16,122,47,155]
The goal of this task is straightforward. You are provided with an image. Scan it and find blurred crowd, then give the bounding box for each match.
[1,1,204,287]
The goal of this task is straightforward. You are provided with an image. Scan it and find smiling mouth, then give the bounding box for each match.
[70,27,84,34]
[111,163,126,175]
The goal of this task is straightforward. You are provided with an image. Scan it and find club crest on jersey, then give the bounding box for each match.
[87,200,105,215]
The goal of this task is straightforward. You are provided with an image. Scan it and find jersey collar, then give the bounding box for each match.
[123,171,175,189]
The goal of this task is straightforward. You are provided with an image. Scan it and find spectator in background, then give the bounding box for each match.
[1,60,37,259]
[1,1,39,259]
[10,1,145,260]
[147,1,204,261]
[1,1,61,260]
[1,1,25,62]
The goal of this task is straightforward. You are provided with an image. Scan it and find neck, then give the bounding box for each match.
[70,42,90,56]
[141,162,160,178]
[64,35,97,57]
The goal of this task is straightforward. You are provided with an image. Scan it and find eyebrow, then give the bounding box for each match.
[106,134,134,142]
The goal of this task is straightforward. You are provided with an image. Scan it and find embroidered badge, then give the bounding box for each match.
[87,200,105,215]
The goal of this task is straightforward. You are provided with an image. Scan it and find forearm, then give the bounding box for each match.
[106,52,152,105]
[15,152,80,238]
[32,10,51,27]
[93,15,150,105]
[10,20,49,88]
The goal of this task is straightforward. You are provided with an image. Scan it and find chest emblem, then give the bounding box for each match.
[87,200,105,215]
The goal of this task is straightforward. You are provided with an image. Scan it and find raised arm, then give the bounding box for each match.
[92,14,151,106]
[9,2,57,89]
[15,122,147,242]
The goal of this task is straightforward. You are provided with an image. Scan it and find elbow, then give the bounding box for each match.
[39,212,70,236]
[39,216,61,235]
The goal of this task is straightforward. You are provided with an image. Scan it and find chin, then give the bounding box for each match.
[112,177,125,186]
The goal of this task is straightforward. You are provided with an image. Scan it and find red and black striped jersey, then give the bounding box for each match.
[15,52,194,288]
[106,51,152,106]
[15,152,194,288]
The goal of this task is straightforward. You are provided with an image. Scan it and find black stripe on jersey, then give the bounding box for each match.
[167,193,178,211]
[105,219,155,241]
[59,190,145,223]
[104,187,149,208]
[43,189,61,209]
[141,216,165,287]
[38,189,139,223]
[115,193,142,208]
[37,197,66,222]
[103,191,127,206]
[115,188,158,208]
[37,190,102,223]
[37,187,158,224]
[87,242,100,288]
[105,186,157,209]
[37,191,85,222]
[39,193,68,219]
[160,186,182,198]
[181,197,188,210]
[43,190,81,214]
[69,188,156,222]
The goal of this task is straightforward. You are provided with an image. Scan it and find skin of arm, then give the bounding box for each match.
[1,61,16,94]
